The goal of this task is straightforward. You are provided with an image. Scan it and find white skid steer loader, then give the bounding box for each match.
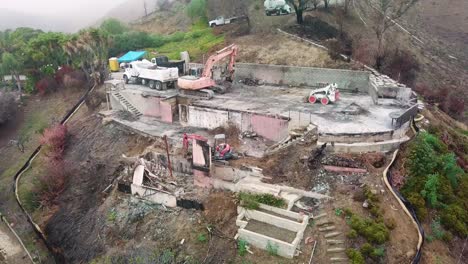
[308,83,340,105]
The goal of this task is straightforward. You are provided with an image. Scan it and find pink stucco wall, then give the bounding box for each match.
[160,102,173,123]
[194,170,212,188]
[250,114,289,141]
[122,91,174,123]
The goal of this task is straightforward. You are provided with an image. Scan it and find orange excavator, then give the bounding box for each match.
[177,44,239,99]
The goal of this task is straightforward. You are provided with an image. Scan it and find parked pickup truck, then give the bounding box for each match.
[208,16,238,27]
[123,60,179,90]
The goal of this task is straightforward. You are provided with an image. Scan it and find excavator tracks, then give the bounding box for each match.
[179,89,215,99]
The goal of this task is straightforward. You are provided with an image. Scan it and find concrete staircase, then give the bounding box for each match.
[315,213,349,263]
[113,92,143,117]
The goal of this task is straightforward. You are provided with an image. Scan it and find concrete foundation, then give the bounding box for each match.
[236,204,310,258]
[109,62,416,153]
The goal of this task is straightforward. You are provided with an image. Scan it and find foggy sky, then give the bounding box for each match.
[0,0,131,32]
[1,0,128,17]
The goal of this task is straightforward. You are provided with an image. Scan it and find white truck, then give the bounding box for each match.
[123,60,179,90]
[264,0,292,16]
[208,16,237,27]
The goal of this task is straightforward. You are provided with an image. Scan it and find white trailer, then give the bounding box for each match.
[123,60,179,90]
[264,0,292,16]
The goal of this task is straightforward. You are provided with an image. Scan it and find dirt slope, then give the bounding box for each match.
[43,111,152,263]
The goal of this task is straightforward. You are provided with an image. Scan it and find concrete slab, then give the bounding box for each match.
[190,84,408,134]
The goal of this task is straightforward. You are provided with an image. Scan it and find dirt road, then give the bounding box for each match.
[0,220,29,264]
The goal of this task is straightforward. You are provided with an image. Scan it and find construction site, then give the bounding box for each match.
[90,41,421,263]
[1,0,467,263]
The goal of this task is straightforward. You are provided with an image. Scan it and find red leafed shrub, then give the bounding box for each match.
[442,88,465,119]
[36,159,67,207]
[352,39,375,66]
[414,83,438,104]
[382,49,419,86]
[37,124,68,207]
[40,124,68,160]
[63,70,87,89]
[54,65,74,85]
[391,170,405,189]
[36,76,59,95]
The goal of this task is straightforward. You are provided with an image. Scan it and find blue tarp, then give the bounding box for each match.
[118,51,147,63]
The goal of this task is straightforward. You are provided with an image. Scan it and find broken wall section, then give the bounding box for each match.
[179,105,290,142]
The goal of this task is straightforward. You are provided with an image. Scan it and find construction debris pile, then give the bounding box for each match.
[239,78,263,86]
[133,156,179,194]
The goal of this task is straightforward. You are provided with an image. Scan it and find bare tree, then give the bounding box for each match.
[344,0,350,14]
[144,1,148,16]
[358,0,418,69]
[287,0,311,24]
[323,0,329,9]
[311,0,321,9]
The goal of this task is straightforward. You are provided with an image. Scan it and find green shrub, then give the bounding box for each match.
[255,194,286,208]
[440,204,468,237]
[442,232,453,242]
[439,153,463,188]
[369,206,381,218]
[430,218,445,240]
[107,209,117,222]
[370,247,385,258]
[335,208,343,216]
[197,233,207,243]
[165,31,185,43]
[422,132,447,153]
[238,192,286,209]
[346,248,365,264]
[421,174,441,208]
[385,218,397,230]
[347,229,358,239]
[406,133,437,178]
[405,192,428,220]
[344,208,354,217]
[237,239,248,256]
[360,243,374,256]
[349,215,390,244]
[364,186,379,202]
[187,0,207,21]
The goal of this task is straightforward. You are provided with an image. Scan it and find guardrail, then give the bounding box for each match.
[9,82,97,263]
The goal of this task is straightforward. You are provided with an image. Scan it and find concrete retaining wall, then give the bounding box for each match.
[318,123,409,144]
[234,63,370,92]
[182,105,289,141]
[186,106,229,129]
[118,90,174,123]
[319,136,410,153]
[236,206,309,259]
[237,228,298,258]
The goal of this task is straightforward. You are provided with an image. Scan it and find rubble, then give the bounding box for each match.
[239,78,263,86]
[240,131,258,139]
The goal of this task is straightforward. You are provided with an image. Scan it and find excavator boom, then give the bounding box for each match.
[201,44,238,79]
[177,44,238,98]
